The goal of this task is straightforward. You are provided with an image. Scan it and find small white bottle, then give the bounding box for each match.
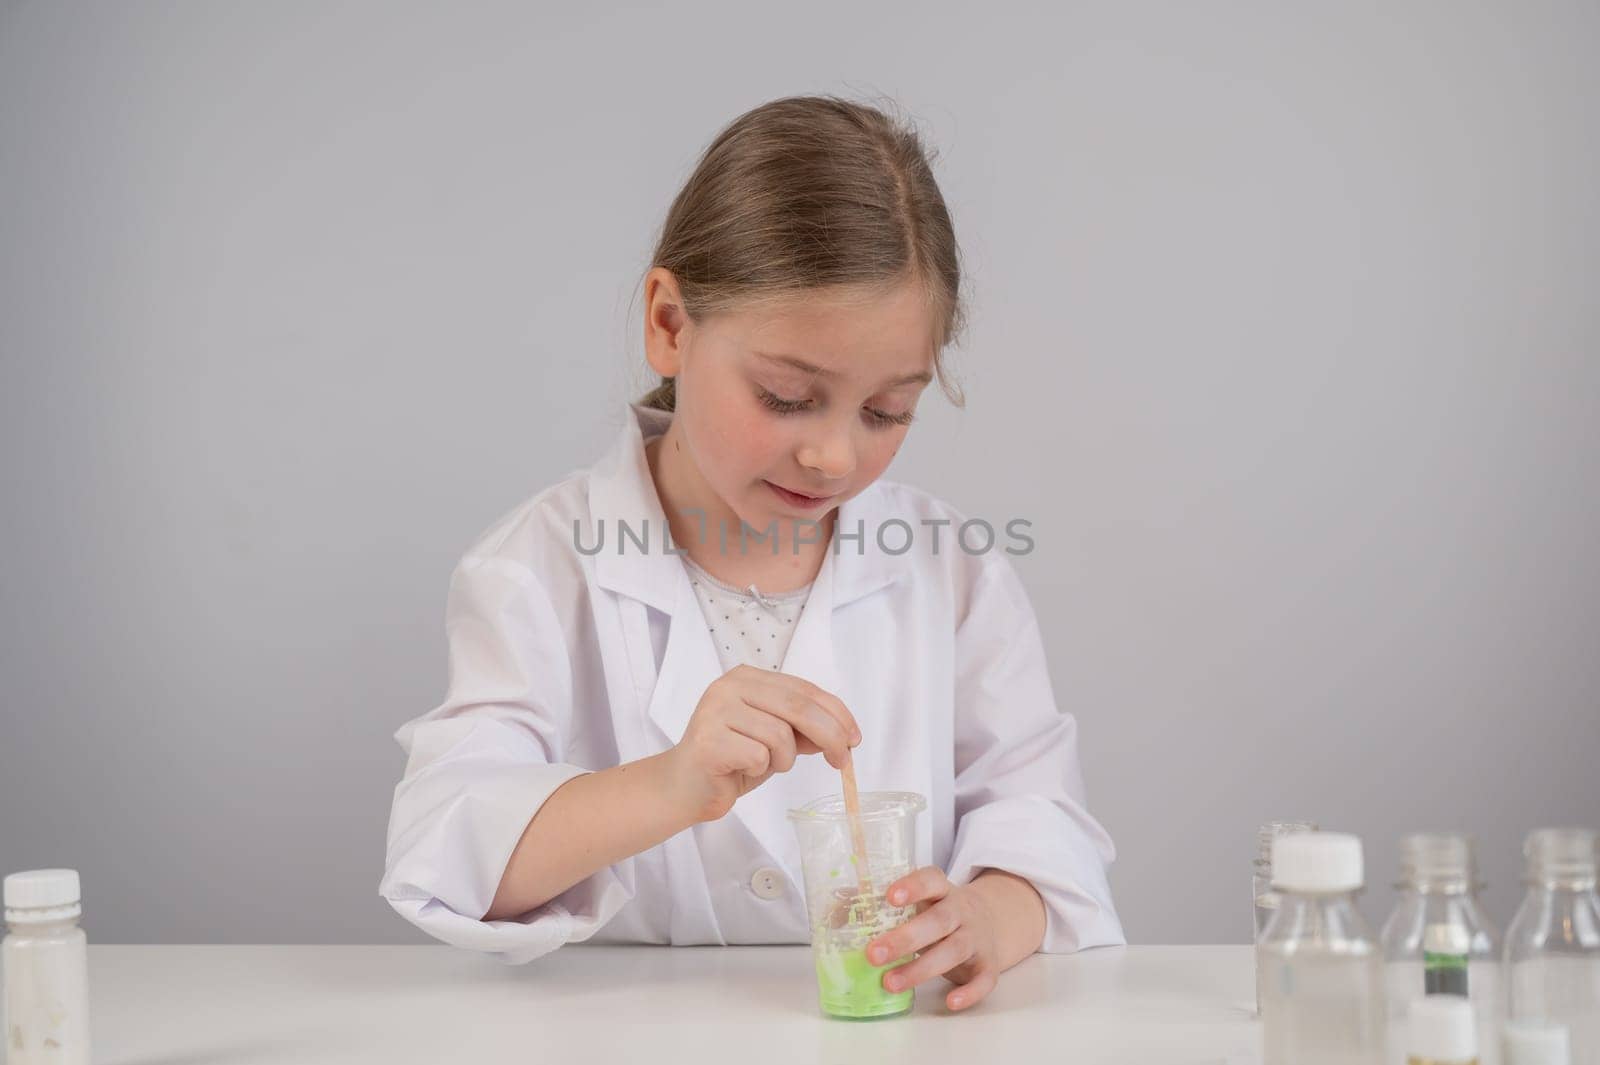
[1257,831,1387,1065]
[1409,994,1480,1064]
[3,869,91,1065]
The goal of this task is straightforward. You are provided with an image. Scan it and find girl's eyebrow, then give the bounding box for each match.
[753,350,932,388]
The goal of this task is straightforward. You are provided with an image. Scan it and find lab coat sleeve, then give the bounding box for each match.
[378,554,634,964]
[944,550,1127,953]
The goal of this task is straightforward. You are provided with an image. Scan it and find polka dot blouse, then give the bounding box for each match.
[682,554,813,674]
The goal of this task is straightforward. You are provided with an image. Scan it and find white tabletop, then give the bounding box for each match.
[85,944,1263,1064]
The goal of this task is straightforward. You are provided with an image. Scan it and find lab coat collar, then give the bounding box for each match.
[587,400,908,617]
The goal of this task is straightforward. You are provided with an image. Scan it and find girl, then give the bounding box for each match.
[379,94,1124,1011]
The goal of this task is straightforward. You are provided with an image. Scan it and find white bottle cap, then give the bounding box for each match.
[3,868,82,921]
[1408,995,1477,1062]
[1271,831,1364,892]
[1503,1019,1571,1065]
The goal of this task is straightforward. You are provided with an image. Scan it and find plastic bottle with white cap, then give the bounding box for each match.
[1409,994,1480,1064]
[1505,828,1600,1065]
[1503,1019,1573,1065]
[1257,831,1387,1065]
[3,868,91,1065]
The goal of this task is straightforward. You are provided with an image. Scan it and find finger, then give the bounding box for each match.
[738,686,852,768]
[882,931,974,993]
[788,676,862,748]
[866,895,961,965]
[728,706,799,774]
[721,731,771,780]
[947,969,997,1011]
[885,866,952,910]
[750,672,861,748]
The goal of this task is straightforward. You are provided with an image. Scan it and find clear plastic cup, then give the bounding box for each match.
[787,790,927,1020]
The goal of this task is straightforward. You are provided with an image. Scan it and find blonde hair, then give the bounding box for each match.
[635,93,968,413]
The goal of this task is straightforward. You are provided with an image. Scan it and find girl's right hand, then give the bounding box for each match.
[663,663,862,824]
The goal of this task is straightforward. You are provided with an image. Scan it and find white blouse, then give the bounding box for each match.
[681,554,813,674]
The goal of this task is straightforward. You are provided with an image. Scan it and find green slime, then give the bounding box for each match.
[813,945,913,1019]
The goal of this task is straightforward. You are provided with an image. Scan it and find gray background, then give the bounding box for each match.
[2,1,1596,947]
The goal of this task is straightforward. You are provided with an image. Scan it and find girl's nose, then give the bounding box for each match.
[797,430,855,482]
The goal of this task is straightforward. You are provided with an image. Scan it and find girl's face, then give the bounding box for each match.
[644,271,936,540]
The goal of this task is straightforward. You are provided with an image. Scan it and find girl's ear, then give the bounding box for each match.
[643,266,691,377]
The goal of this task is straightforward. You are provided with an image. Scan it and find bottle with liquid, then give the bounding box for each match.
[1409,994,1480,1065]
[1382,833,1502,1063]
[3,868,92,1065]
[1505,828,1600,1065]
[1258,831,1387,1065]
[1254,820,1319,1015]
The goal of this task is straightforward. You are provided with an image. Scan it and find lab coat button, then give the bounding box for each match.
[749,867,785,900]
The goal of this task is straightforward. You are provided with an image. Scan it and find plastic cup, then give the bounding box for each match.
[787,790,927,1020]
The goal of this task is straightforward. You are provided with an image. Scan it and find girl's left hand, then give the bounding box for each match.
[865,866,1003,1012]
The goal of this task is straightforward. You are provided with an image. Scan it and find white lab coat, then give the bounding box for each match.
[379,400,1126,964]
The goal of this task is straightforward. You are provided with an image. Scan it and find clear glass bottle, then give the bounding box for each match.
[1254,820,1319,1015]
[1383,833,1503,1064]
[1258,831,1387,1065]
[1505,828,1600,1065]
[3,868,92,1065]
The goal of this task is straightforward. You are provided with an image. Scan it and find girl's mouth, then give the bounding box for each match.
[764,480,836,509]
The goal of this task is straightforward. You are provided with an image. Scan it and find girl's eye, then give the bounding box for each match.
[865,406,915,428]
[757,387,811,414]
[758,387,915,429]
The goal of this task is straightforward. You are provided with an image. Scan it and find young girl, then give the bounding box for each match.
[379,94,1124,1011]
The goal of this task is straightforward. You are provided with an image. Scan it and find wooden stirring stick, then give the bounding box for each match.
[839,752,874,906]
